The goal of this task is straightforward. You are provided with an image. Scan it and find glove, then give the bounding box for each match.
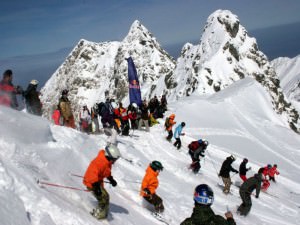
[248,167,252,170]
[255,195,259,198]
[107,176,117,187]
[92,182,102,196]
[143,188,151,195]
[235,171,238,174]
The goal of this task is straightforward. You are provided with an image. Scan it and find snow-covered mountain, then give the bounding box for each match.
[1,76,300,225]
[170,10,299,132]
[271,55,300,111]
[40,20,176,120]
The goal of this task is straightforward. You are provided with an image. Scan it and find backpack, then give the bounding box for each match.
[188,141,200,151]
[164,117,170,128]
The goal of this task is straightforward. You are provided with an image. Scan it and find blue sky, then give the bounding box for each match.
[1,0,300,59]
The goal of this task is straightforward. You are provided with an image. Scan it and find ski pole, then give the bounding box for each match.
[122,179,141,184]
[37,180,90,192]
[68,173,110,183]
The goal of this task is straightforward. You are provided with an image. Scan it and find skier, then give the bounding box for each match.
[239,158,251,182]
[91,104,100,133]
[173,122,186,150]
[219,155,238,194]
[188,139,209,173]
[58,89,75,128]
[140,161,164,213]
[269,164,280,182]
[23,79,42,116]
[83,145,120,219]
[237,172,262,216]
[181,184,236,225]
[165,114,176,142]
[260,164,272,191]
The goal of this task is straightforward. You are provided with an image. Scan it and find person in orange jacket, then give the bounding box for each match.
[165,114,176,141]
[140,161,164,213]
[269,164,280,182]
[83,145,121,219]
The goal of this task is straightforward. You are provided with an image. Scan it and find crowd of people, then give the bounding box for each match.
[1,69,281,224]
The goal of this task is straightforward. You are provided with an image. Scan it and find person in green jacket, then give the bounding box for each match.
[237,172,262,216]
[181,184,236,225]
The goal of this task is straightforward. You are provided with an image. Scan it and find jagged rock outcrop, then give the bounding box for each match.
[40,20,176,121]
[169,10,299,132]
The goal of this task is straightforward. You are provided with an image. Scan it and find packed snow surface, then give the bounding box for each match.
[1,78,300,225]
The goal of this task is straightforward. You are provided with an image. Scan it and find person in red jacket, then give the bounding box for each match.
[0,69,21,109]
[52,105,61,125]
[269,164,280,182]
[83,145,121,219]
[259,164,272,191]
[140,161,164,213]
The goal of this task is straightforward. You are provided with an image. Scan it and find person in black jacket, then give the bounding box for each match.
[219,155,238,194]
[239,158,251,182]
[188,139,209,173]
[237,172,262,216]
[181,184,236,225]
[23,80,42,116]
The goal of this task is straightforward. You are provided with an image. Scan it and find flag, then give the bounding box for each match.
[126,57,142,106]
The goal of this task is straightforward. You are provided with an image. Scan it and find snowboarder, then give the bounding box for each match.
[239,158,251,182]
[165,114,176,142]
[219,155,238,194]
[181,184,236,225]
[140,161,164,213]
[0,69,22,109]
[188,139,209,173]
[173,122,186,150]
[237,172,262,216]
[269,164,280,182]
[58,89,75,128]
[83,144,120,219]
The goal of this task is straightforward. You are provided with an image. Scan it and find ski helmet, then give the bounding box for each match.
[30,79,38,85]
[132,103,138,108]
[273,164,277,168]
[203,139,209,146]
[230,155,236,161]
[194,184,214,206]
[267,164,272,169]
[243,158,248,163]
[150,161,164,171]
[181,122,186,127]
[105,144,121,161]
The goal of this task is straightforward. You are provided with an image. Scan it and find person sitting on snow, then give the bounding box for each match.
[269,164,280,182]
[140,161,164,213]
[83,145,120,219]
[181,184,236,225]
[188,139,209,173]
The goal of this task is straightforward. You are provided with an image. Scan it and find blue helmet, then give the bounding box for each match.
[194,184,214,206]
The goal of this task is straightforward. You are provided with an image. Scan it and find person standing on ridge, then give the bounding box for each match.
[219,155,238,194]
[181,184,236,225]
[239,158,251,182]
[237,172,262,216]
[83,145,120,219]
[58,89,75,128]
[0,69,22,109]
[173,122,186,150]
[140,161,164,213]
[23,79,42,115]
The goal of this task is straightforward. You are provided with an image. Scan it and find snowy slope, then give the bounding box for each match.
[272,55,300,111]
[1,77,300,225]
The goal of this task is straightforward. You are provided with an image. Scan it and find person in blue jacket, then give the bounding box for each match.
[173,122,186,150]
